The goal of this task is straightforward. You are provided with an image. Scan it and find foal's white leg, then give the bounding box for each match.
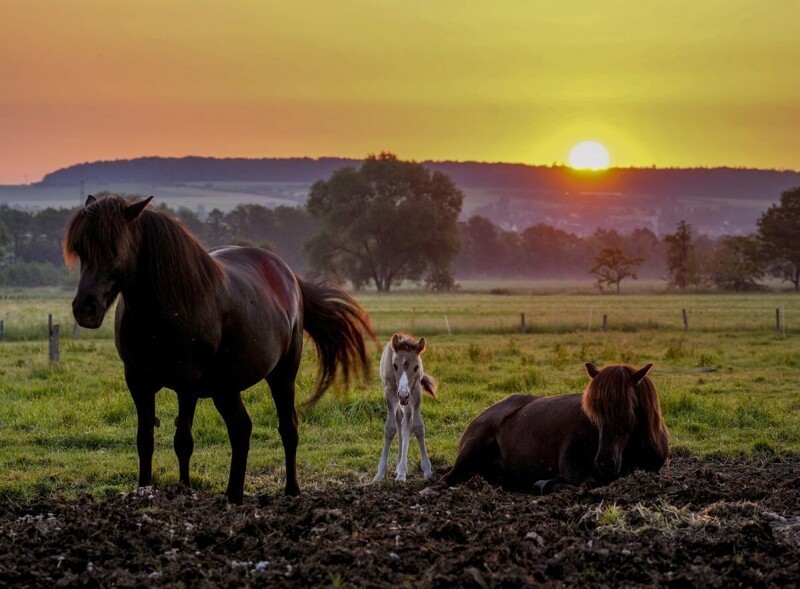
[395,407,412,482]
[412,408,433,481]
[374,409,396,482]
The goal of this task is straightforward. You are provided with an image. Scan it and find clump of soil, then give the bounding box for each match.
[1,456,798,587]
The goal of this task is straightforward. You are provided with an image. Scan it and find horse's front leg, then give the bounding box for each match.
[374,403,397,481]
[128,380,160,489]
[395,407,412,482]
[412,407,433,480]
[174,391,198,487]
[212,391,252,504]
[534,477,599,494]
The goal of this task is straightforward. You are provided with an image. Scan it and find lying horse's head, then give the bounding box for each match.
[389,334,428,406]
[63,195,153,328]
[581,362,667,479]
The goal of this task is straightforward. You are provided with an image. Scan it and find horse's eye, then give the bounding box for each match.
[393,364,398,370]
[414,365,419,372]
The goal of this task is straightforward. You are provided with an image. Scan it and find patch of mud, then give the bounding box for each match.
[1,456,798,587]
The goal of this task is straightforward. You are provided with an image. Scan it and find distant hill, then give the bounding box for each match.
[40,156,800,201]
[35,156,800,236]
[39,156,357,186]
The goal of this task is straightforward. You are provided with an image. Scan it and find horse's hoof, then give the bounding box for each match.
[533,479,555,495]
[420,483,444,497]
[395,473,407,482]
[136,486,155,498]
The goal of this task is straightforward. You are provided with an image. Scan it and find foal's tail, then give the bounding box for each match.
[298,279,377,408]
[421,374,438,398]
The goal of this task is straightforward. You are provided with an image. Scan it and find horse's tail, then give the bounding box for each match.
[298,279,376,408]
[421,374,438,398]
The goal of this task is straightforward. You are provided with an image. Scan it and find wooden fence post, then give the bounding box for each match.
[48,314,59,364]
[520,312,526,333]
[682,309,689,331]
[776,308,781,332]
[0,319,4,340]
[602,314,608,332]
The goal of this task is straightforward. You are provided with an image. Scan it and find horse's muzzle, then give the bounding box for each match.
[72,296,106,329]
[595,456,620,478]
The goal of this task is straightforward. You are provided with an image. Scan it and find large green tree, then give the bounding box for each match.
[757,187,800,291]
[707,235,764,291]
[305,153,463,292]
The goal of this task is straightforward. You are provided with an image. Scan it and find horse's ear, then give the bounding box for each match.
[416,337,426,354]
[85,195,96,207]
[585,363,601,379]
[124,196,153,222]
[631,363,653,385]
[391,334,402,352]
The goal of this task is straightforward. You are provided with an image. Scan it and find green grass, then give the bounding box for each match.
[0,287,799,499]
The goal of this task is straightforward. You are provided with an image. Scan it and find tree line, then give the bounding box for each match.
[1,153,799,292]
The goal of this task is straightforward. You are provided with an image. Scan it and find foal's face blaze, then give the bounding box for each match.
[392,351,421,406]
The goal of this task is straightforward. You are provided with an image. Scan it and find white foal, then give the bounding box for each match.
[374,334,437,482]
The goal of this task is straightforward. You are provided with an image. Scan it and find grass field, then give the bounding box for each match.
[1,285,799,499]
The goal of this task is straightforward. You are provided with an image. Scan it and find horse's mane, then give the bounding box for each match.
[64,196,223,322]
[392,334,420,353]
[582,365,669,456]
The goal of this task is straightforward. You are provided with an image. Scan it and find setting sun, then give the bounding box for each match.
[569,141,611,170]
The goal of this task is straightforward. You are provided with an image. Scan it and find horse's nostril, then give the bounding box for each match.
[597,457,616,474]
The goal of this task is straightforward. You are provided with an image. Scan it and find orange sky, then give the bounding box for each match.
[1,0,799,184]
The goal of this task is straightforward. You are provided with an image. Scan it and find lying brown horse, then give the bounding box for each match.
[64,195,374,504]
[424,363,669,495]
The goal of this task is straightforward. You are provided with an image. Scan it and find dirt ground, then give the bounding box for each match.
[1,456,799,588]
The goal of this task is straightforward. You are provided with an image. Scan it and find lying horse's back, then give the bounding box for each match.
[426,363,669,495]
[446,393,596,490]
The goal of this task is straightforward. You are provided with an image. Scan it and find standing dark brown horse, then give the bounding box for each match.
[64,195,374,504]
[423,363,669,495]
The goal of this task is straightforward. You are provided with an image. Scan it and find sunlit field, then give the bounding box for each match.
[1,285,798,499]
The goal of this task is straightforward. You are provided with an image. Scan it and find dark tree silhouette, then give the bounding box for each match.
[757,187,800,291]
[664,220,700,289]
[590,247,644,294]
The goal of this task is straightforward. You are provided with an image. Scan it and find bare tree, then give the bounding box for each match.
[590,247,644,294]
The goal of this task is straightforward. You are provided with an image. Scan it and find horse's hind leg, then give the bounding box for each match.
[174,391,198,487]
[212,391,253,504]
[266,364,301,497]
[422,426,498,494]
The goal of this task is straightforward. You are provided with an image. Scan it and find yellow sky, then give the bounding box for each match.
[1,0,798,183]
